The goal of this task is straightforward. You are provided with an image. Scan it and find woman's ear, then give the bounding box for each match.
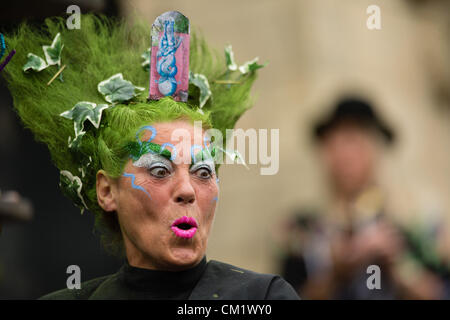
[96,170,118,212]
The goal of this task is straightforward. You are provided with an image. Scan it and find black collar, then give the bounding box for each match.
[118,256,208,294]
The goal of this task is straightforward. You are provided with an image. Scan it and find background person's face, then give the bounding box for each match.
[320,122,378,198]
[112,120,218,270]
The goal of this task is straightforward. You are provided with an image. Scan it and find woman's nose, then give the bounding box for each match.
[173,173,195,205]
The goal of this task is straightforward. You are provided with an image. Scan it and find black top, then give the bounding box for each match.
[118,257,207,299]
[40,258,299,300]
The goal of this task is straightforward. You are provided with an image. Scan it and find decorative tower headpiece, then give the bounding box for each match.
[149,11,190,102]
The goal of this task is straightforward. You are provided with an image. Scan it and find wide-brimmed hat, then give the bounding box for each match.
[313,97,395,144]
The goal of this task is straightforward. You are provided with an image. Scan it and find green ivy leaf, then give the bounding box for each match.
[23,53,48,72]
[141,48,151,72]
[59,170,88,213]
[97,73,144,104]
[224,45,238,71]
[238,57,266,74]
[67,132,85,150]
[78,156,93,179]
[217,147,249,170]
[60,101,110,148]
[43,33,63,67]
[189,71,212,108]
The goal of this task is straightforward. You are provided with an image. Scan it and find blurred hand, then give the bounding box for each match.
[330,220,404,278]
[352,221,404,265]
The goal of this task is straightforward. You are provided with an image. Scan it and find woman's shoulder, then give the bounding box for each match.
[38,260,300,300]
[189,260,300,300]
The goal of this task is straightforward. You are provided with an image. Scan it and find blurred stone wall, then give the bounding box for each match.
[118,0,450,273]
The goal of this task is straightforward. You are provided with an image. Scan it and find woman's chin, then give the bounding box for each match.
[167,247,202,269]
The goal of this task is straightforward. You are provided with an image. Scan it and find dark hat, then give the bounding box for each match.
[313,97,395,144]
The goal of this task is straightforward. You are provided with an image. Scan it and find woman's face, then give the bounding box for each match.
[98,120,218,271]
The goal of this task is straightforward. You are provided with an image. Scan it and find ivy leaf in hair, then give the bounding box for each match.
[98,73,145,104]
[238,57,266,74]
[189,71,211,109]
[67,132,85,150]
[60,101,110,148]
[216,147,249,170]
[224,45,238,71]
[23,53,48,72]
[43,33,64,67]
[59,170,88,213]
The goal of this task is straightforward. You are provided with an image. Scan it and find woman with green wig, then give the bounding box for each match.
[1,12,299,300]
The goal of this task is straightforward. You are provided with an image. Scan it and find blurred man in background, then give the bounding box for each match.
[279,97,450,299]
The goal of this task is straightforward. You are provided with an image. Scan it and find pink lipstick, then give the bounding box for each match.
[171,216,198,239]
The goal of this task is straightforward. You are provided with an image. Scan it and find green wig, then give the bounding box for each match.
[1,14,262,254]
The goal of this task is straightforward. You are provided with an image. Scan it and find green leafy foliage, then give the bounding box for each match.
[60,101,110,147]
[189,71,212,108]
[97,73,144,104]
[23,53,47,72]
[22,33,63,73]
[238,57,266,74]
[59,170,88,213]
[43,32,63,66]
[224,45,238,71]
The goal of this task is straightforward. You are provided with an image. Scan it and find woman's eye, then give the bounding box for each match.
[149,167,170,178]
[194,167,212,179]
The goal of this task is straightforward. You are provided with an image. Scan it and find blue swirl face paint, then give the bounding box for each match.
[203,135,211,150]
[125,125,220,206]
[136,125,157,145]
[127,125,177,162]
[160,142,177,161]
[123,172,152,199]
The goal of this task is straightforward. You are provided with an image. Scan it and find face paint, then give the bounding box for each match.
[133,153,175,179]
[159,142,177,161]
[189,158,216,180]
[112,121,220,270]
[191,143,216,166]
[122,172,152,199]
[126,125,173,162]
[126,139,173,161]
[190,144,203,164]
